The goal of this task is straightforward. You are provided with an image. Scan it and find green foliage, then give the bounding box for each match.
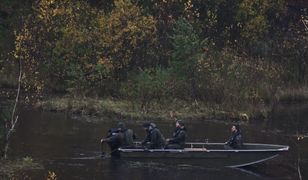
[171,18,205,72]
[2,0,307,107]
[173,31,282,104]
[273,28,308,84]
[236,0,287,43]
[170,18,207,98]
[120,68,171,105]
[98,0,157,80]
[13,0,157,96]
[135,0,192,68]
[1,0,17,5]
[0,0,32,72]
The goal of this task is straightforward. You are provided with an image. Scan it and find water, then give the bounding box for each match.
[7,103,308,180]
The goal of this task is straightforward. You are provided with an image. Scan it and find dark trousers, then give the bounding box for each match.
[224,144,234,149]
[224,144,242,149]
[165,143,183,149]
[101,141,121,157]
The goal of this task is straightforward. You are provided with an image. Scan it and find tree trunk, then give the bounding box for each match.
[3,59,22,159]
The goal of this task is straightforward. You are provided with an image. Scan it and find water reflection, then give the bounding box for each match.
[8,105,308,179]
[37,157,264,180]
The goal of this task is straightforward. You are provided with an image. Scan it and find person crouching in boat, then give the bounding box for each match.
[141,122,165,149]
[116,122,137,148]
[165,120,187,149]
[224,125,243,149]
[101,122,136,156]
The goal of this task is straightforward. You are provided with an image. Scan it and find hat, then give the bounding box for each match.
[117,122,126,130]
[143,122,151,128]
[176,120,184,127]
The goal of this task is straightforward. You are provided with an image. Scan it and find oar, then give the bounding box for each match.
[100,139,106,157]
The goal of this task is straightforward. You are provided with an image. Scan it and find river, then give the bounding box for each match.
[7,103,308,180]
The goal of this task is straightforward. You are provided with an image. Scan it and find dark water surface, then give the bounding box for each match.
[8,103,308,180]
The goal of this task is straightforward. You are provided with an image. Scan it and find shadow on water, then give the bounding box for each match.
[7,102,308,179]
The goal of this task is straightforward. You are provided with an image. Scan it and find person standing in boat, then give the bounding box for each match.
[141,122,165,149]
[165,120,187,149]
[225,125,243,149]
[101,122,136,156]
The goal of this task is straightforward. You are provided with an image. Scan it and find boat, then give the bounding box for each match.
[118,142,289,168]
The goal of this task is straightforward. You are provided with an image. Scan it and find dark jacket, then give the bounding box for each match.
[103,127,136,156]
[104,129,123,151]
[121,128,136,147]
[142,123,165,149]
[226,131,243,149]
[168,127,187,147]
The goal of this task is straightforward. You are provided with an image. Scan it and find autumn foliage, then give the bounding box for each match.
[13,0,156,95]
[0,0,306,105]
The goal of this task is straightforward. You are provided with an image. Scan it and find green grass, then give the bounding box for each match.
[0,159,43,179]
[35,96,267,122]
[278,87,308,103]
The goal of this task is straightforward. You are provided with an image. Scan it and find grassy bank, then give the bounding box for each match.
[3,85,308,123]
[277,87,308,103]
[34,96,266,123]
[34,85,308,122]
[0,158,43,179]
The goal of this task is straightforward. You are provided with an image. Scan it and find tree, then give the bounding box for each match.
[236,0,286,41]
[135,0,191,67]
[121,68,171,112]
[0,59,22,159]
[14,0,157,95]
[4,59,22,159]
[170,18,207,99]
[14,0,106,94]
[98,0,157,80]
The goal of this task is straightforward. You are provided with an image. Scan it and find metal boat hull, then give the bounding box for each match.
[118,143,289,168]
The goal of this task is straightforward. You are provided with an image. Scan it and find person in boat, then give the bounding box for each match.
[117,122,137,148]
[100,122,136,156]
[225,125,243,149]
[165,120,187,149]
[141,122,165,149]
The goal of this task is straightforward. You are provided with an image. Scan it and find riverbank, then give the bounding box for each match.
[32,85,308,122]
[2,85,308,124]
[0,158,43,179]
[33,96,264,123]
